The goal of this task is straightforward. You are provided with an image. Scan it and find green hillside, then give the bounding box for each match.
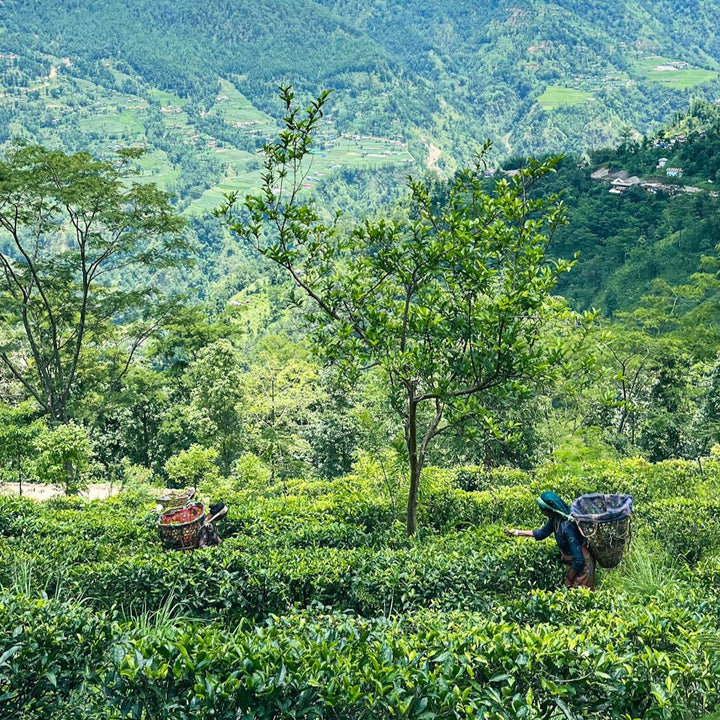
[541,100,720,326]
[3,0,720,173]
[0,50,415,213]
[3,11,720,714]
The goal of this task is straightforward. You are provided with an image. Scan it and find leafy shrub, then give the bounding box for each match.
[34,422,95,494]
[421,485,536,530]
[640,497,720,563]
[541,457,710,504]
[97,604,720,720]
[693,553,720,614]
[63,526,563,624]
[0,593,113,718]
[232,451,271,488]
[4,457,720,720]
[120,460,156,488]
[453,465,531,492]
[0,495,40,537]
[164,444,219,489]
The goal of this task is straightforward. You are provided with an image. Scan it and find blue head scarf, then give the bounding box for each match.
[537,491,571,519]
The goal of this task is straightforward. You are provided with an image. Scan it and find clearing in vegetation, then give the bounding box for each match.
[632,55,718,89]
[537,85,593,110]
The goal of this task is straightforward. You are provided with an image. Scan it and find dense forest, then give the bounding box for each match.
[4,96,720,495]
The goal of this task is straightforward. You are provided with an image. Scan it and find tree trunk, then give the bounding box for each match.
[65,459,76,495]
[406,453,421,536]
[405,397,421,536]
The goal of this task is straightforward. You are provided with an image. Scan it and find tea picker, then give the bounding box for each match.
[157,496,228,550]
[504,491,634,589]
[197,501,228,548]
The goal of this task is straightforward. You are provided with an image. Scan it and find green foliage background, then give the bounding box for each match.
[4,0,720,169]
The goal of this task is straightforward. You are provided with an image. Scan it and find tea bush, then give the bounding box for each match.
[693,553,720,614]
[2,456,720,719]
[452,457,719,506]
[639,497,720,563]
[0,495,41,537]
[0,593,113,718]
[62,528,559,623]
[3,591,716,720]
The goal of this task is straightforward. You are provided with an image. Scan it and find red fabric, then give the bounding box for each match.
[561,546,596,590]
[160,504,203,525]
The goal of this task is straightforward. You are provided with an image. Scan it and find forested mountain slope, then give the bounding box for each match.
[544,100,720,330]
[3,1,720,476]
[318,0,720,159]
[3,0,720,166]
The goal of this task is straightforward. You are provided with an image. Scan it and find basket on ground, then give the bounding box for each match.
[570,493,634,568]
[158,503,205,550]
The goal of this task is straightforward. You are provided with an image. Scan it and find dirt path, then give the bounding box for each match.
[0,482,121,501]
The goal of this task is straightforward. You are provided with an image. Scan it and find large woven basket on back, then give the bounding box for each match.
[158,503,205,550]
[570,493,634,568]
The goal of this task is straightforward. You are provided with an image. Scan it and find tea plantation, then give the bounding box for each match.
[1,458,720,719]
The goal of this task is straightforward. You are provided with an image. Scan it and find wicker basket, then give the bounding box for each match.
[157,489,194,510]
[158,503,205,550]
[570,493,634,569]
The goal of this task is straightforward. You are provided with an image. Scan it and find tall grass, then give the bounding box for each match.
[8,558,36,596]
[600,536,682,598]
[120,591,198,631]
[7,556,77,602]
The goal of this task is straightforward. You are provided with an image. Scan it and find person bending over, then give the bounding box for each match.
[504,491,595,590]
[198,501,228,548]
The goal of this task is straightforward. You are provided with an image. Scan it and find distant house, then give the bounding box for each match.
[656,158,668,169]
[642,182,662,193]
[609,176,640,194]
[592,167,648,193]
[666,167,683,178]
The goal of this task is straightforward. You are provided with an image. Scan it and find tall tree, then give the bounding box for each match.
[0,144,186,422]
[222,88,579,535]
[0,402,46,495]
[240,335,323,482]
[186,339,245,475]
